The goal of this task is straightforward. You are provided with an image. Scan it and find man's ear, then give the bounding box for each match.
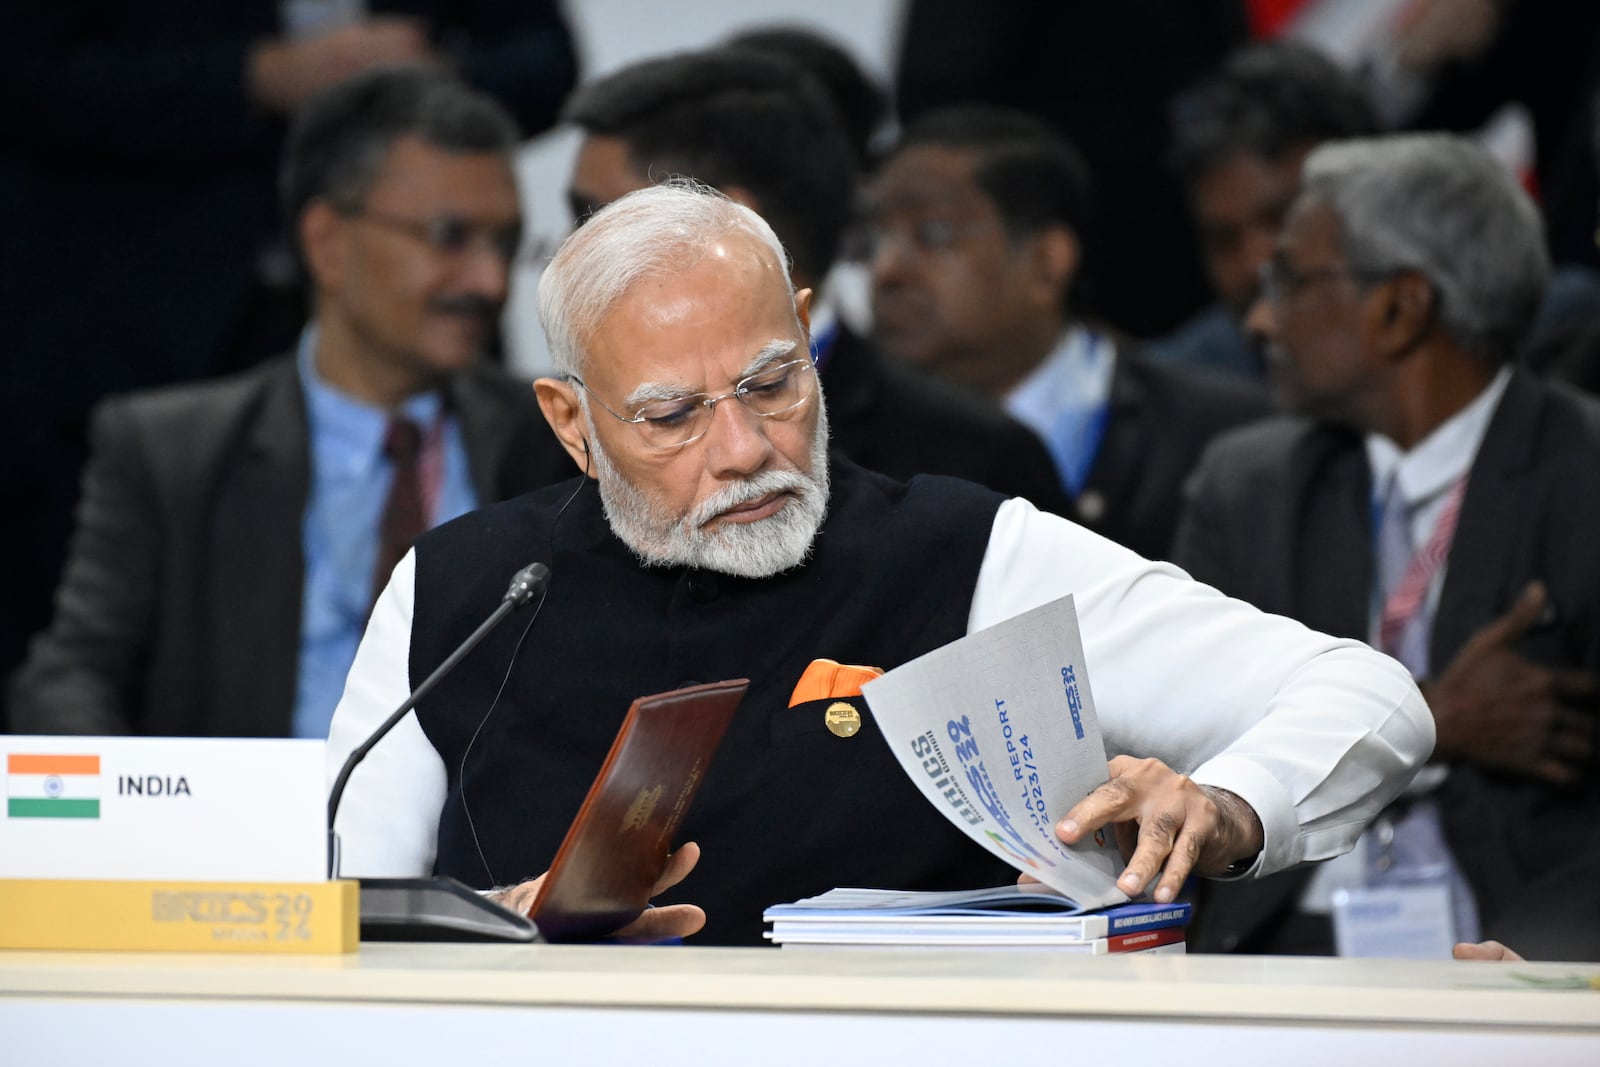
[299,201,346,290]
[1025,226,1079,312]
[533,378,596,478]
[1370,270,1437,364]
[795,286,813,344]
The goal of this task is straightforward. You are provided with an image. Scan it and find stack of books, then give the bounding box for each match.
[764,883,1191,953]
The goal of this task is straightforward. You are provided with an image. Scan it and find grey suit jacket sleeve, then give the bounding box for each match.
[7,398,160,734]
[1171,436,1240,591]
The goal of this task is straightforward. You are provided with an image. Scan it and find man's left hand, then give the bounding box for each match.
[1055,756,1263,903]
[492,842,706,941]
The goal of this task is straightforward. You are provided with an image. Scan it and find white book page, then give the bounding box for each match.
[861,594,1126,910]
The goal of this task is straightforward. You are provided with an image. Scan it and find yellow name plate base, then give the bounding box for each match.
[0,878,358,954]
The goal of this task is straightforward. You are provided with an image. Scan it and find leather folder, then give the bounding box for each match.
[527,679,748,942]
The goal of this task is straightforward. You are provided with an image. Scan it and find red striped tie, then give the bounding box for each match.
[1378,475,1468,664]
[372,417,425,609]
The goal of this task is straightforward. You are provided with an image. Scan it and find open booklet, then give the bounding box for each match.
[855,594,1128,913]
[765,885,1191,943]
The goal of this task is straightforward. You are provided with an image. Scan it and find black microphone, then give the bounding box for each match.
[327,561,549,880]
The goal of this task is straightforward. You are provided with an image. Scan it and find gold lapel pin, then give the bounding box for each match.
[824,701,861,738]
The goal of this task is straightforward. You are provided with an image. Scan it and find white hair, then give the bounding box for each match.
[1302,133,1550,364]
[537,178,796,376]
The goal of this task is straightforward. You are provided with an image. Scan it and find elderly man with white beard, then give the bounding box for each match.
[327,181,1432,947]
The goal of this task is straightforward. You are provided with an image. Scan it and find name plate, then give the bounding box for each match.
[0,878,357,954]
[2,737,326,882]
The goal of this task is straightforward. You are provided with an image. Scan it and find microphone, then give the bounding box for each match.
[326,562,550,943]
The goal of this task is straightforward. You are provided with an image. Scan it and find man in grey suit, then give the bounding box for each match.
[8,68,566,739]
[1176,133,1600,960]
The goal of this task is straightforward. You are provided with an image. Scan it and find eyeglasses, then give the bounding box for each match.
[569,358,817,451]
[1258,258,1392,305]
[346,208,524,264]
[848,218,1004,261]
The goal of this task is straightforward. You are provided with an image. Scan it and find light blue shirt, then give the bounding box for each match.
[1003,326,1116,497]
[291,330,479,739]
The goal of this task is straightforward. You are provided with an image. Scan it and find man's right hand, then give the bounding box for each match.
[249,19,435,115]
[1423,582,1597,785]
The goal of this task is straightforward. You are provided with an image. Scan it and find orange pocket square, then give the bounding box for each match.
[789,658,885,707]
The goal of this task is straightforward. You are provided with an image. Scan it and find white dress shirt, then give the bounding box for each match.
[328,499,1433,883]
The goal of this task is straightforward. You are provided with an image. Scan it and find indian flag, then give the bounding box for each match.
[7,754,100,819]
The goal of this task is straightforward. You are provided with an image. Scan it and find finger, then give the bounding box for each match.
[1152,819,1209,903]
[1551,670,1600,706]
[1530,756,1582,787]
[616,903,706,942]
[1017,872,1041,885]
[1478,581,1547,647]
[1117,804,1184,897]
[653,841,701,895]
[1059,756,1142,843]
[1059,775,1138,844]
[1546,712,1595,763]
[494,876,544,917]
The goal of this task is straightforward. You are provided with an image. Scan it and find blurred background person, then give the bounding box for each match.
[1153,40,1379,380]
[8,69,565,739]
[724,24,891,172]
[865,107,1267,561]
[0,0,576,701]
[895,0,1249,340]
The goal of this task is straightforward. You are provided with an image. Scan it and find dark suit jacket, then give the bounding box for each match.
[7,357,566,738]
[823,325,1073,515]
[1076,346,1270,562]
[1174,370,1600,960]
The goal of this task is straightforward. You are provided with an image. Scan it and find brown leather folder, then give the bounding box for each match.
[527,679,749,942]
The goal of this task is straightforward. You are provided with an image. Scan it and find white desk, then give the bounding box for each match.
[4,943,1598,1065]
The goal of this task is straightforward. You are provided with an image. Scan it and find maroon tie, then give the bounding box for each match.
[373,417,425,607]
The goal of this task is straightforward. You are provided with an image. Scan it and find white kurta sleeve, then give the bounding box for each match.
[325,551,448,877]
[969,498,1434,877]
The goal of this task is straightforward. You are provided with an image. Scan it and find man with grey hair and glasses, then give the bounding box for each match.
[1177,133,1600,961]
[328,180,1430,947]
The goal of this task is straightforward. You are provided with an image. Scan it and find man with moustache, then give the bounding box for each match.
[8,69,565,738]
[328,180,1432,947]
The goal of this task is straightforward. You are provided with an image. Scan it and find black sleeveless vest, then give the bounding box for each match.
[409,458,1012,945]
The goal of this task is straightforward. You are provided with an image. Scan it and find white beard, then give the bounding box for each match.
[586,398,831,579]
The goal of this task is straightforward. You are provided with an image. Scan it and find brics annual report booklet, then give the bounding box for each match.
[861,594,1128,909]
[764,595,1171,948]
